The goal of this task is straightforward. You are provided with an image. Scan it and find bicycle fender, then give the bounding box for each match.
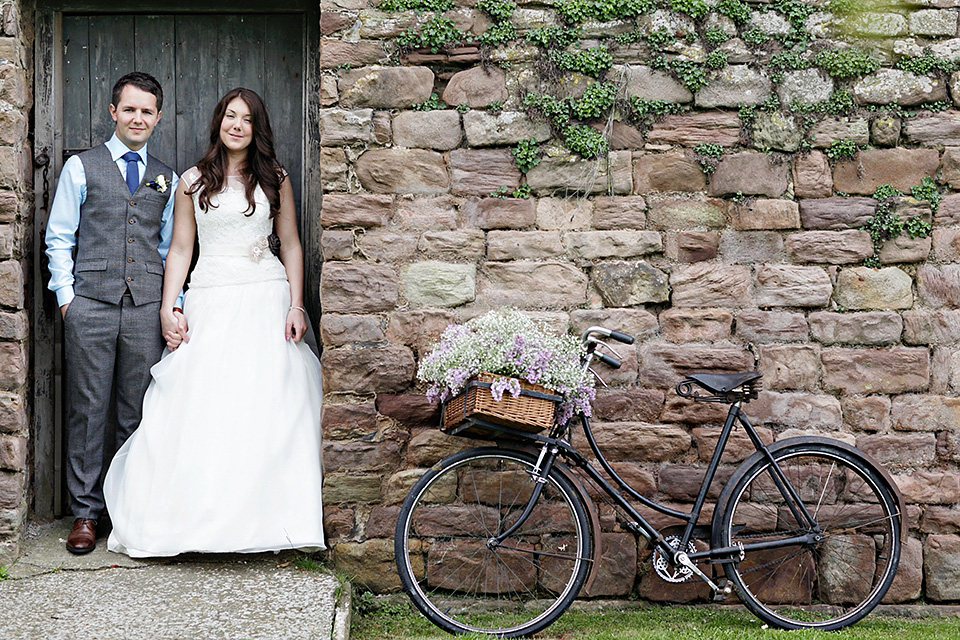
[710,436,908,549]
[499,442,605,594]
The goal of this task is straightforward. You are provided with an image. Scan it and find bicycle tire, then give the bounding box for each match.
[715,439,901,631]
[395,446,592,638]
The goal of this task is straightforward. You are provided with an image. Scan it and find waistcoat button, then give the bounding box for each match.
[127,238,134,243]
[129,218,135,224]
[127,258,133,263]
[126,277,133,282]
[130,201,136,206]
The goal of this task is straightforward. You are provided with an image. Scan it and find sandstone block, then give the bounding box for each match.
[321,194,392,228]
[822,348,929,394]
[417,230,485,260]
[891,394,960,432]
[922,507,960,535]
[403,261,476,307]
[646,112,741,147]
[461,197,536,229]
[584,422,690,462]
[749,392,842,430]
[0,471,21,509]
[442,65,507,108]
[321,230,354,261]
[564,231,662,260]
[735,311,809,343]
[834,267,913,310]
[909,8,958,36]
[0,392,25,433]
[918,264,960,307]
[536,198,592,230]
[321,345,416,393]
[592,196,647,229]
[719,231,783,264]
[605,121,647,150]
[755,265,832,308]
[871,115,901,147]
[809,311,903,346]
[778,68,834,105]
[708,153,788,198]
[320,39,385,69]
[799,197,876,230]
[395,196,458,232]
[0,191,19,223]
[339,65,434,108]
[641,344,754,386]
[364,505,401,538]
[382,470,429,505]
[660,308,733,342]
[941,147,960,188]
[692,426,774,463]
[752,111,804,152]
[624,65,693,104]
[450,148,521,196]
[592,261,669,306]
[842,396,890,432]
[760,345,819,390]
[857,433,937,468]
[808,117,870,148]
[896,471,960,504]
[355,148,449,194]
[0,343,25,389]
[526,152,633,195]
[320,147,348,192]
[580,533,639,598]
[904,310,960,344]
[320,75,338,106]
[878,233,931,264]
[670,263,752,308]
[665,231,719,263]
[853,69,946,105]
[924,535,960,601]
[593,388,664,423]
[377,395,440,432]
[0,435,24,471]
[905,111,960,146]
[568,308,659,341]
[729,199,800,230]
[0,310,26,341]
[661,395,731,425]
[324,437,402,472]
[356,230,418,264]
[393,110,462,150]
[784,230,873,264]
[885,537,923,603]
[695,65,771,108]
[320,314,385,347]
[793,151,834,199]
[633,152,706,193]
[488,231,563,260]
[322,403,378,440]
[939,430,960,463]
[333,538,406,591]
[385,310,455,355]
[479,261,588,307]
[647,196,725,229]
[320,108,375,146]
[321,262,399,313]
[832,148,940,195]
[658,464,732,501]
[406,429,471,466]
[462,111,552,146]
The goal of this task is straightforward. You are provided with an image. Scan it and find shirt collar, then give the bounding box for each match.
[106,133,147,164]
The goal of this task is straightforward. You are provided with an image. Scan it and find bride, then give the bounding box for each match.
[103,88,325,557]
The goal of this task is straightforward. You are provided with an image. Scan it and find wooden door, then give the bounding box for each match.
[33,3,321,517]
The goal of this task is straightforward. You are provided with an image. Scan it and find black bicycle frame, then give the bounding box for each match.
[492,398,823,571]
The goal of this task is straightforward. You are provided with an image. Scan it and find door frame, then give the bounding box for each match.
[32,0,323,517]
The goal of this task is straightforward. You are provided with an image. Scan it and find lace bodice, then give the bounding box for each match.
[183,167,288,288]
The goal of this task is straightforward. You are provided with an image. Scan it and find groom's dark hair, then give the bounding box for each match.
[112,72,163,111]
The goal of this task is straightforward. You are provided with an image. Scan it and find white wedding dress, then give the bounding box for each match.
[104,168,325,557]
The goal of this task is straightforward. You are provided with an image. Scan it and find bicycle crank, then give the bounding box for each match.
[652,536,697,583]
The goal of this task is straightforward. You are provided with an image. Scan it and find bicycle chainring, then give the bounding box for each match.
[652,535,698,583]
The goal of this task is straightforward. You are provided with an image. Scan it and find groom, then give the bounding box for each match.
[45,72,186,554]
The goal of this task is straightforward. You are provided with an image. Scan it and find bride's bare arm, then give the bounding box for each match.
[161,178,197,349]
[275,175,306,342]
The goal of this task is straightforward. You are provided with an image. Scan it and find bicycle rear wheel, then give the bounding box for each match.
[395,447,592,638]
[716,440,901,631]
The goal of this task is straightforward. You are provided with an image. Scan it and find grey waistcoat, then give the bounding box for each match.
[74,144,174,306]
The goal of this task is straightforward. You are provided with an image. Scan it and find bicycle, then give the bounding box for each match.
[395,326,905,637]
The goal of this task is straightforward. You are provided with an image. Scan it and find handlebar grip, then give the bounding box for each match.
[596,352,621,369]
[608,330,634,344]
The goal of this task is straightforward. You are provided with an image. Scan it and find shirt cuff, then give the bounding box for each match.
[55,287,75,308]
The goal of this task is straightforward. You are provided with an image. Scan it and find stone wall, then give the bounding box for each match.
[319,0,960,599]
[0,0,31,565]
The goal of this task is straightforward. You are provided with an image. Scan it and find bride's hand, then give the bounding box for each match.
[161,308,189,350]
[286,307,306,343]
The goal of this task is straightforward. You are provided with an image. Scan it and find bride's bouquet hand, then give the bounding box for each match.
[286,306,306,343]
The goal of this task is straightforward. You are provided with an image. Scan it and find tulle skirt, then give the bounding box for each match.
[104,278,325,557]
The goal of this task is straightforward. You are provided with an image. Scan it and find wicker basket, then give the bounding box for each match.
[441,372,560,436]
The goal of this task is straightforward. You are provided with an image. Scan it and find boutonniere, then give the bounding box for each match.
[146,174,170,193]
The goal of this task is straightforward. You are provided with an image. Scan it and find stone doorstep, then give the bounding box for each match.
[1,519,347,640]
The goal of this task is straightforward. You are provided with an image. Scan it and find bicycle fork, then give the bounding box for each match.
[487,443,559,549]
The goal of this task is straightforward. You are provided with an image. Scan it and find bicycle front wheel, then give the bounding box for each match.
[716,440,901,631]
[395,447,592,638]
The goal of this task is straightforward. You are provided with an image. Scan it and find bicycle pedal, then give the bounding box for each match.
[712,579,732,602]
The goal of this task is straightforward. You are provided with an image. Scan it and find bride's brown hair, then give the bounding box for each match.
[188,87,284,217]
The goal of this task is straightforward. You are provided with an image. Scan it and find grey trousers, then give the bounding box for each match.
[64,293,164,519]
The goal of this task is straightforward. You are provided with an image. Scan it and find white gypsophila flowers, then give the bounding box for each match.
[418,309,595,422]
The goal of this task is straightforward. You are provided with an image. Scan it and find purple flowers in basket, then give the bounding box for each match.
[418,309,595,425]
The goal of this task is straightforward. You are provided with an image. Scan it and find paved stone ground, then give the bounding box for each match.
[0,520,346,640]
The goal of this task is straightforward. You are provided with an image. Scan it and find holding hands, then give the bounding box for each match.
[161,307,189,350]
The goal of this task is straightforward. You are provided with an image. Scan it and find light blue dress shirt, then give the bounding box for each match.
[44,133,180,307]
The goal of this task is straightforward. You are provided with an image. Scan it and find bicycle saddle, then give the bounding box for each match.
[685,372,762,394]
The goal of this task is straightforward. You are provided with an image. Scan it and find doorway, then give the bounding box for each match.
[32,2,321,517]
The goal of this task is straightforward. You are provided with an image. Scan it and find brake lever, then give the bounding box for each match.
[589,367,608,388]
[587,336,622,360]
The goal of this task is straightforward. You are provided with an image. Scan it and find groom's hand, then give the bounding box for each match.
[173,309,189,343]
[161,308,189,351]
[60,303,69,320]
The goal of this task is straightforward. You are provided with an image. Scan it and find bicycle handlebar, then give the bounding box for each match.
[594,352,621,369]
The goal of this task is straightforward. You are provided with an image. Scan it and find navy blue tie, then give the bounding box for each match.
[122,151,140,195]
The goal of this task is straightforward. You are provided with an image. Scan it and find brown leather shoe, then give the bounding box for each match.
[66,518,97,554]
